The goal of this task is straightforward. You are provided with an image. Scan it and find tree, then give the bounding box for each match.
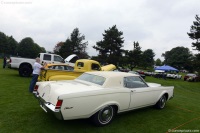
[140,49,155,69]
[6,36,18,55]
[127,42,142,69]
[155,58,162,66]
[187,15,200,51]
[17,37,45,58]
[53,42,64,54]
[0,32,18,56]
[188,15,200,74]
[192,54,200,73]
[59,28,89,59]
[0,32,9,55]
[40,47,46,53]
[93,25,124,65]
[162,47,193,70]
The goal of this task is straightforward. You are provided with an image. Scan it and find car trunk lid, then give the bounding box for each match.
[38,80,102,105]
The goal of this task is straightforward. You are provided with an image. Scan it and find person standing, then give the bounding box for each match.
[29,57,46,93]
[3,56,7,68]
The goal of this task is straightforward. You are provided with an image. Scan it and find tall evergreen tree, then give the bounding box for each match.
[188,15,200,74]
[187,15,200,51]
[127,42,142,69]
[93,25,124,65]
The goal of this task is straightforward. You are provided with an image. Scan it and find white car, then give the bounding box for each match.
[166,74,182,79]
[35,71,174,126]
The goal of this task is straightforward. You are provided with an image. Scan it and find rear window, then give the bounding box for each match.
[91,63,100,71]
[77,73,105,86]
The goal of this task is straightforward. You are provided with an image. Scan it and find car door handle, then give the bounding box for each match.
[131,90,136,92]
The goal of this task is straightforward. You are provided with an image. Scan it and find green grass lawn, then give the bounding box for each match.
[0,59,200,133]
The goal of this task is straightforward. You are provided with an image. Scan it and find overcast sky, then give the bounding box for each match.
[0,0,200,60]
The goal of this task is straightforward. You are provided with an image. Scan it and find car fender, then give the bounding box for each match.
[90,101,120,117]
[156,91,169,102]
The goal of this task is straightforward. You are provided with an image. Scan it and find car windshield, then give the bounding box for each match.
[77,73,106,86]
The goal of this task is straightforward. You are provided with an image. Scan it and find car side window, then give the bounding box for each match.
[64,66,74,71]
[124,76,148,88]
[54,66,63,70]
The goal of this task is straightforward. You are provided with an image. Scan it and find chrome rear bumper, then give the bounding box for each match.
[38,97,63,120]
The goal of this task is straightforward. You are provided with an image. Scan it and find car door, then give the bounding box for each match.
[124,76,159,109]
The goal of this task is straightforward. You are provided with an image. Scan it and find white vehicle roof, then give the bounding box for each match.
[85,71,138,78]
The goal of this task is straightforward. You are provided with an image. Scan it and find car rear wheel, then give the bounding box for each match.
[91,106,115,126]
[155,95,166,109]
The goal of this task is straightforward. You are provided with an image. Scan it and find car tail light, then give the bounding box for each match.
[9,59,12,63]
[55,100,63,110]
[34,85,39,91]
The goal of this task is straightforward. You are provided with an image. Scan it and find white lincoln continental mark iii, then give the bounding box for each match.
[35,71,174,126]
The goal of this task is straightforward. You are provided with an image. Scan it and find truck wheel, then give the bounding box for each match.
[91,106,115,126]
[19,66,32,77]
[155,95,166,109]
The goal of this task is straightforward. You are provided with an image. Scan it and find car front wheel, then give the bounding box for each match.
[155,95,167,109]
[91,106,115,126]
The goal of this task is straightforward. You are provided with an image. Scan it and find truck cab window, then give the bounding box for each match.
[43,54,51,61]
[54,55,63,62]
[77,62,84,67]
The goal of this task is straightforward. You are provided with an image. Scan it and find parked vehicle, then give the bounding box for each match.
[184,73,200,82]
[144,71,154,76]
[37,59,116,81]
[117,67,130,72]
[35,71,174,126]
[9,53,64,77]
[128,70,146,79]
[166,73,182,79]
[136,70,145,75]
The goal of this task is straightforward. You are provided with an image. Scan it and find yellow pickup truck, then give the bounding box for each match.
[38,59,116,81]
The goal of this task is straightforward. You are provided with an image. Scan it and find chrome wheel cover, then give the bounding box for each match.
[98,106,113,124]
